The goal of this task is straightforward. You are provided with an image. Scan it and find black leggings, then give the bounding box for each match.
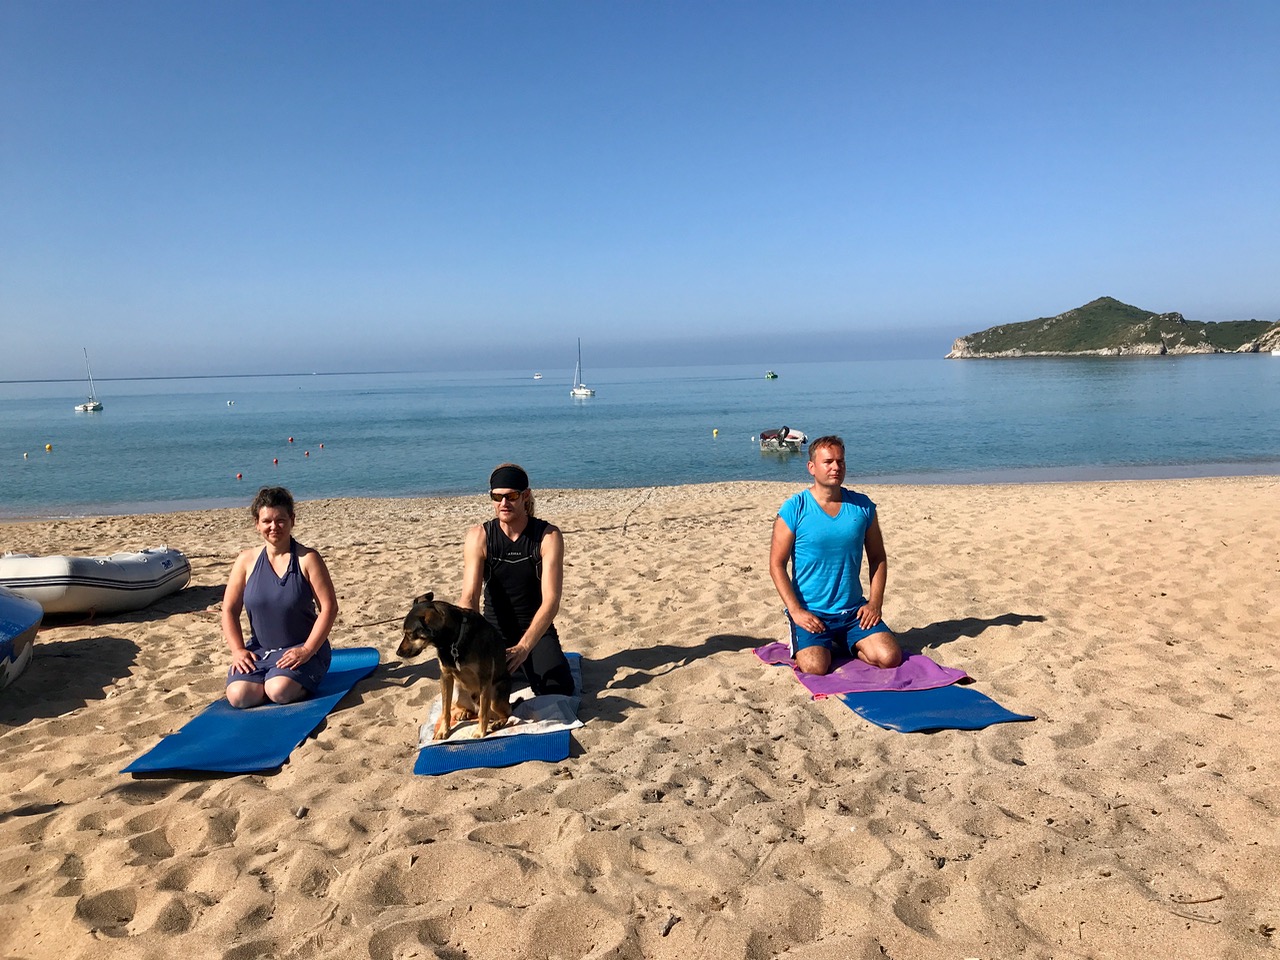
[520,630,575,696]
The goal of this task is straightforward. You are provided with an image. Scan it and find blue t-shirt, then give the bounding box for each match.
[778,488,876,617]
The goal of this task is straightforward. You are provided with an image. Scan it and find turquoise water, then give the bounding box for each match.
[2,357,1279,518]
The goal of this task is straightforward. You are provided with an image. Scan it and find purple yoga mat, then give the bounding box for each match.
[754,641,968,698]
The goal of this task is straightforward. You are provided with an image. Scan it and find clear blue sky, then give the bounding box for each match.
[3,1,1277,379]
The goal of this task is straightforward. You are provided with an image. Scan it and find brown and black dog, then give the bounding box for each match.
[398,592,513,740]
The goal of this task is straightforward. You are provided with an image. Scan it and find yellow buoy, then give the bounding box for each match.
[712,428,718,437]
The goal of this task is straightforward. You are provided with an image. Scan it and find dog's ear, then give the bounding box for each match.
[413,591,434,605]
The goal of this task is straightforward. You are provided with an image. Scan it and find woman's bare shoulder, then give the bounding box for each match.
[294,542,329,568]
[234,544,264,567]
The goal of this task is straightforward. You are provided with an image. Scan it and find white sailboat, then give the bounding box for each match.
[74,348,103,412]
[570,338,595,397]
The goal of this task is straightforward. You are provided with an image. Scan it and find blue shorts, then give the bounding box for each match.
[227,640,331,693]
[788,606,891,657]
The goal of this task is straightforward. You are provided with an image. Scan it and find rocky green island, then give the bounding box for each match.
[947,297,1280,358]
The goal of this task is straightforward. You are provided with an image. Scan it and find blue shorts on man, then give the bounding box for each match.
[787,606,892,657]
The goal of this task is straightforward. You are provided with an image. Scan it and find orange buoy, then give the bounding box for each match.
[319,443,324,449]
[288,437,294,443]
[236,473,242,480]
[273,458,278,465]
[304,451,309,457]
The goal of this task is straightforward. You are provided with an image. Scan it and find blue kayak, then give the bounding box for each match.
[1,585,42,689]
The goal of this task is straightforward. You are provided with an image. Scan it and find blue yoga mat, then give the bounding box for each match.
[414,652,582,776]
[414,728,572,775]
[122,646,380,774]
[838,683,1034,733]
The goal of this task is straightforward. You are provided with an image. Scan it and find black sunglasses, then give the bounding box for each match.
[490,490,524,503]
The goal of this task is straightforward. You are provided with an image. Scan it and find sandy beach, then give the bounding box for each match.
[2,476,1278,959]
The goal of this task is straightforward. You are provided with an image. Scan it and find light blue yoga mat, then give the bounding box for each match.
[838,683,1034,733]
[122,646,380,774]
[414,652,582,776]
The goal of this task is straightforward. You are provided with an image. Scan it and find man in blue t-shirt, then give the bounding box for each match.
[769,435,903,675]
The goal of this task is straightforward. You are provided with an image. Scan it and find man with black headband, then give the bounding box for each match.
[459,463,575,695]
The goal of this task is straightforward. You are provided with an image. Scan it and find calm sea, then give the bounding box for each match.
[2,357,1279,518]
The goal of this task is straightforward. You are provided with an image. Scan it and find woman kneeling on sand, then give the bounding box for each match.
[221,486,338,707]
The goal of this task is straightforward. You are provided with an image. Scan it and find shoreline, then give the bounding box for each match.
[5,461,1280,523]
[2,475,1277,958]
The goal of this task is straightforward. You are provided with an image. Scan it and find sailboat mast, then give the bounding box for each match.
[84,348,97,399]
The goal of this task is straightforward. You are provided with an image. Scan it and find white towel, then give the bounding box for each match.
[417,654,583,747]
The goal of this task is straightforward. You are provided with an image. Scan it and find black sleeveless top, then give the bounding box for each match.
[482,517,558,644]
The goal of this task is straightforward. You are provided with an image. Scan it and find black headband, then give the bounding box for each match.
[489,465,529,491]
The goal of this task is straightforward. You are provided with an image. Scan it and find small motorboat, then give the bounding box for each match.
[1,585,42,690]
[765,370,778,379]
[759,425,807,452]
[0,547,191,615]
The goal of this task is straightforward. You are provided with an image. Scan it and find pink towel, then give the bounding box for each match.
[754,641,968,698]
